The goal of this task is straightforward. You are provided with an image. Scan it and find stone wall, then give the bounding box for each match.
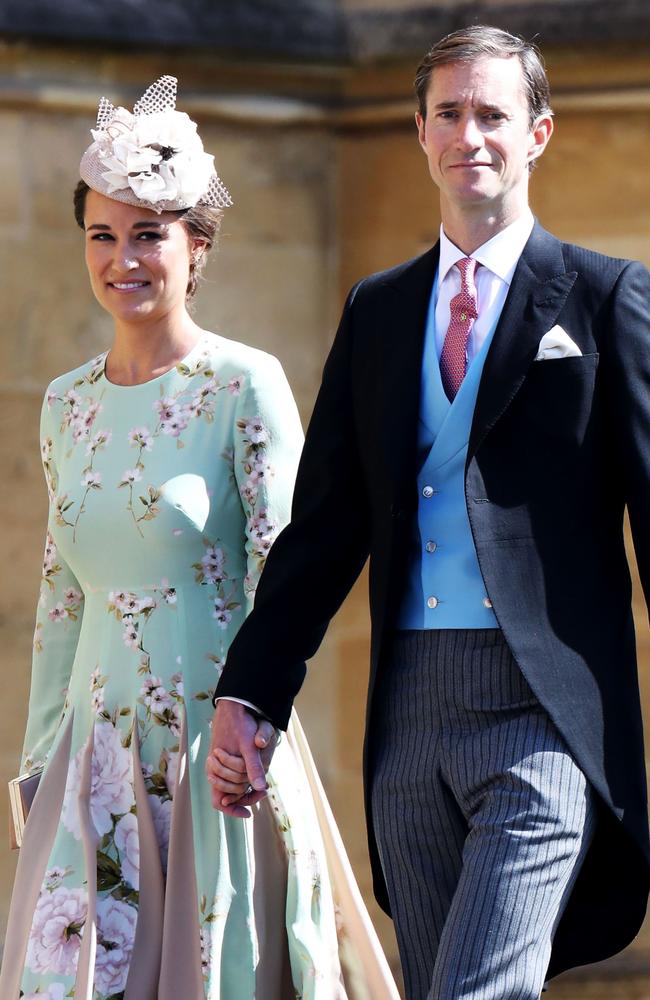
[1,34,650,995]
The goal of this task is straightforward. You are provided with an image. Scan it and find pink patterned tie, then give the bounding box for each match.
[440,257,479,401]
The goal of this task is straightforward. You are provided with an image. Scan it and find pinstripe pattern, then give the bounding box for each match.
[370,629,595,1000]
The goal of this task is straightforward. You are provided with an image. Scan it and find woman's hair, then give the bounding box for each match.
[414,25,552,128]
[73,179,222,300]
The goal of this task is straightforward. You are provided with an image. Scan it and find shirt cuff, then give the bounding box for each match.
[214,695,268,719]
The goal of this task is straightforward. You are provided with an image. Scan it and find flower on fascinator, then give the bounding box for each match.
[90,107,215,207]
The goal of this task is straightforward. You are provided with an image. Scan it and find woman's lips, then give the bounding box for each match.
[108,281,150,291]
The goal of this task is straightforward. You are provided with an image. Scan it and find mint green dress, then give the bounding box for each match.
[0,333,398,1000]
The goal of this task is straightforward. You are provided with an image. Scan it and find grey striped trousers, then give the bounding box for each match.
[370,629,595,1000]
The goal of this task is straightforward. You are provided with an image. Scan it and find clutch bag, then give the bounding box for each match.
[8,768,42,849]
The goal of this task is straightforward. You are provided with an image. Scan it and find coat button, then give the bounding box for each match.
[427,596,439,609]
[425,540,437,553]
[422,485,435,498]
[483,597,493,608]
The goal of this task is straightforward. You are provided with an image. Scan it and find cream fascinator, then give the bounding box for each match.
[80,75,232,212]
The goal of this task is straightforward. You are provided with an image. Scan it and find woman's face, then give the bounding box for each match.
[83,190,199,327]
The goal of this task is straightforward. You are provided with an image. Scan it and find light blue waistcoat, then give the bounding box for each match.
[397,270,499,629]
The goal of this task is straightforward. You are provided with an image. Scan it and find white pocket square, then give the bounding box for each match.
[534,326,582,361]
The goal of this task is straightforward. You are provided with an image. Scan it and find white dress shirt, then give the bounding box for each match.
[435,210,535,364]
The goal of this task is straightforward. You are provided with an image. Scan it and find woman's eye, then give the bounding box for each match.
[136,231,162,241]
[90,232,114,241]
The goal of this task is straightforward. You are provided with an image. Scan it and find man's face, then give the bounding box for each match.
[415,56,552,216]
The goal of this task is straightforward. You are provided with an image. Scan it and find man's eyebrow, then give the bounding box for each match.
[433,100,509,111]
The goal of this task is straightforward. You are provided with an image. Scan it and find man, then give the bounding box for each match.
[207,25,650,999]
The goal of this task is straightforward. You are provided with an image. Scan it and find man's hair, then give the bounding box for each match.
[414,25,552,127]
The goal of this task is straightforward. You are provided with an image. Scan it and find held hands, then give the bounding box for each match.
[205,700,279,818]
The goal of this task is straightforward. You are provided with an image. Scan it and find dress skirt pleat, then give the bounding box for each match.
[0,716,74,999]
[123,716,164,999]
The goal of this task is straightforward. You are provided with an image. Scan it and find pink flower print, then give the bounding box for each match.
[46,389,58,408]
[43,532,57,573]
[62,722,135,839]
[85,428,112,456]
[128,426,154,451]
[149,794,172,871]
[200,926,212,975]
[169,703,182,738]
[25,885,87,976]
[163,748,180,796]
[91,688,105,716]
[119,467,142,487]
[63,587,83,607]
[240,481,259,506]
[170,671,184,699]
[160,409,190,437]
[95,897,137,995]
[41,436,53,462]
[200,544,225,584]
[63,388,82,408]
[150,686,173,713]
[43,866,69,891]
[114,812,140,889]
[140,675,171,712]
[250,511,276,559]
[23,985,66,1000]
[81,469,102,489]
[187,394,214,419]
[153,396,177,420]
[109,590,130,612]
[71,421,88,444]
[244,417,268,445]
[84,400,102,424]
[212,597,239,629]
[228,374,244,395]
[122,615,140,649]
[48,603,69,623]
[116,592,155,616]
[249,459,272,486]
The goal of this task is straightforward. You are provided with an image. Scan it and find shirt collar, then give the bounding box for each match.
[438,209,535,287]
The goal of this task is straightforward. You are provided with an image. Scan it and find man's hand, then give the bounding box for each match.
[205,700,279,818]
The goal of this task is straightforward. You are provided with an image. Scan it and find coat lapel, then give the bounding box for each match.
[379,244,439,507]
[468,223,577,460]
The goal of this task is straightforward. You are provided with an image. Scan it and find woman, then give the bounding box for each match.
[1,77,398,1000]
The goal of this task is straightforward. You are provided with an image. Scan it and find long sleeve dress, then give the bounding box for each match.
[0,332,399,1000]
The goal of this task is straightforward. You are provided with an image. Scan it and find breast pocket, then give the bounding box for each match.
[519,352,599,445]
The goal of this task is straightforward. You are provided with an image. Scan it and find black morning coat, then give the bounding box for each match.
[216,222,650,979]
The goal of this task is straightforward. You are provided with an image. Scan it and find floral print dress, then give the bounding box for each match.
[0,333,399,1000]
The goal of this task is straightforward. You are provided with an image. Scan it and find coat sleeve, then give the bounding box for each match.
[604,260,650,616]
[21,393,84,772]
[216,284,371,728]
